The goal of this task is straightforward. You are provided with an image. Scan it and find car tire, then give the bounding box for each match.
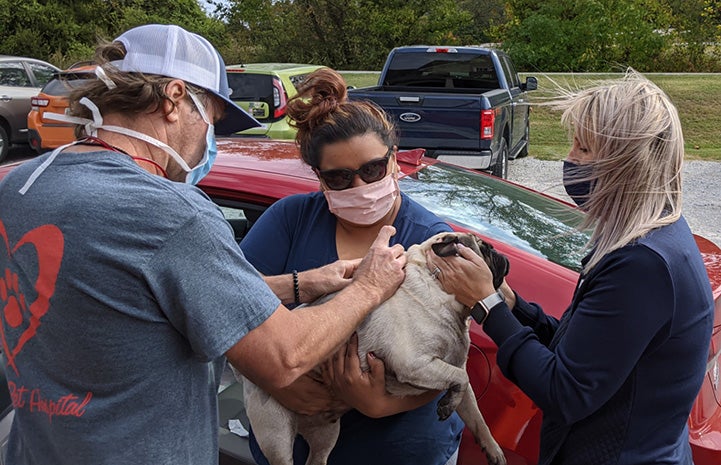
[491,139,509,179]
[0,125,9,164]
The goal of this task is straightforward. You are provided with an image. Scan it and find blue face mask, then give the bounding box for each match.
[186,92,217,185]
[563,160,594,208]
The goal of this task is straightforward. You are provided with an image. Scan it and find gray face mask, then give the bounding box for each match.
[562,160,594,208]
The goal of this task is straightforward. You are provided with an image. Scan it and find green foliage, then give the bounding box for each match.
[498,0,676,72]
[221,0,473,69]
[1,0,719,72]
[454,0,507,44]
[652,0,721,72]
[0,0,225,68]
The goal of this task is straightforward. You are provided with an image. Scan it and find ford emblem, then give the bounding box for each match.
[399,112,421,123]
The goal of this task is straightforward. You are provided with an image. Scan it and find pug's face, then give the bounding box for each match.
[430,233,509,289]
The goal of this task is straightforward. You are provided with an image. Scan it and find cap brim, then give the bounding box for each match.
[212,92,262,135]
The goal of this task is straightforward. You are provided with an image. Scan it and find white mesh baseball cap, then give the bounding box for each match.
[111,24,260,135]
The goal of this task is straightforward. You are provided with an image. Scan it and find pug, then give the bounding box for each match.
[241,232,509,465]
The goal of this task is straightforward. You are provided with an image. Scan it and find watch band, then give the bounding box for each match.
[470,291,505,325]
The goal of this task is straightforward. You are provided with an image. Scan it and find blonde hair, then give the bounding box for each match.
[286,68,397,167]
[557,70,684,272]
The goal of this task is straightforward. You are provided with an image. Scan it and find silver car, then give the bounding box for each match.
[0,55,59,162]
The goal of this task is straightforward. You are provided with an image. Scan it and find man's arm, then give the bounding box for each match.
[226,225,406,390]
[261,258,361,305]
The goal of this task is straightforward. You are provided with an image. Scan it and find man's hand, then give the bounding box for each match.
[300,258,361,302]
[352,225,406,305]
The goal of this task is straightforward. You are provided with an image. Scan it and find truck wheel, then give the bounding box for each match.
[0,125,9,164]
[491,139,509,178]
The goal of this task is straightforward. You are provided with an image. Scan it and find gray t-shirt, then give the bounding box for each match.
[0,149,279,464]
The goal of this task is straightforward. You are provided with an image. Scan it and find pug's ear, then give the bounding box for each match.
[431,235,460,257]
[489,250,510,289]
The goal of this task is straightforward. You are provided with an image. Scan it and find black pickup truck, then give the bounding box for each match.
[348,46,537,178]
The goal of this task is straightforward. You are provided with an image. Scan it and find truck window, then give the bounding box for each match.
[382,52,499,90]
[500,56,520,88]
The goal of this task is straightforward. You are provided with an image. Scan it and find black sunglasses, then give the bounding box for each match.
[317,149,393,190]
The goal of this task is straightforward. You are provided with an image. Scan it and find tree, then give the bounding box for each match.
[0,0,224,68]
[497,0,674,72]
[455,0,507,45]
[659,0,721,71]
[220,0,472,69]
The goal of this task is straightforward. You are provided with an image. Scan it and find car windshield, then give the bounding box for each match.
[41,73,95,96]
[400,163,590,271]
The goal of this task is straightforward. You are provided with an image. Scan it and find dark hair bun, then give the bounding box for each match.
[287,68,348,138]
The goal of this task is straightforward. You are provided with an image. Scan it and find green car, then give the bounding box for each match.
[225,63,326,139]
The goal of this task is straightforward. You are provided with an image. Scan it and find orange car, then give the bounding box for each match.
[26,64,96,153]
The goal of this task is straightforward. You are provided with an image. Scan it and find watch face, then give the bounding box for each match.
[471,302,490,325]
[472,291,504,324]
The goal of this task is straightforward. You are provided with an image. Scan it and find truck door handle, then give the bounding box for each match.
[0,95,11,102]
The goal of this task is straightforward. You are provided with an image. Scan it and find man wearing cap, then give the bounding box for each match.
[0,24,406,464]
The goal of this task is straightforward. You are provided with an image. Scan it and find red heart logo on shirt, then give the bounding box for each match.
[0,221,64,376]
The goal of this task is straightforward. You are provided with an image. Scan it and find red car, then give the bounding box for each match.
[0,138,719,465]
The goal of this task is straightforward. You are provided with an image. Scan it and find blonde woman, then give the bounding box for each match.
[427,71,714,465]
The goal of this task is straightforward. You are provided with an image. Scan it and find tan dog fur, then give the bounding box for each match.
[240,232,506,465]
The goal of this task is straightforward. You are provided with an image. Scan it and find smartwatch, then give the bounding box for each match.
[470,291,505,325]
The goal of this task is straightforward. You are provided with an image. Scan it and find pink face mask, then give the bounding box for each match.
[323,173,400,225]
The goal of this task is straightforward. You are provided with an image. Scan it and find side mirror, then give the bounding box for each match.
[522,76,538,91]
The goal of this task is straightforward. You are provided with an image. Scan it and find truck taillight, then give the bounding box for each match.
[31,97,49,108]
[480,109,495,140]
[272,77,288,119]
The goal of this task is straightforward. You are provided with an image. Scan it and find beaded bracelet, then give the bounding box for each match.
[292,270,301,305]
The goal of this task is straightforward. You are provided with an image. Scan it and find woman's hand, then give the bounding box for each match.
[322,333,439,418]
[267,372,348,416]
[322,333,388,417]
[425,243,497,308]
[499,280,516,309]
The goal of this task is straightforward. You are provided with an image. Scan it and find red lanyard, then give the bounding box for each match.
[79,136,168,178]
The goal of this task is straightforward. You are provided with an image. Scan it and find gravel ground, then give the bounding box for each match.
[507,157,721,247]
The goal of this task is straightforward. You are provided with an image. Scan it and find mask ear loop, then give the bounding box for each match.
[19,97,105,194]
[18,142,76,195]
[94,66,117,90]
[43,97,101,138]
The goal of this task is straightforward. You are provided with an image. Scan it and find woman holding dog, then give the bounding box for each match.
[428,71,714,465]
[240,68,464,465]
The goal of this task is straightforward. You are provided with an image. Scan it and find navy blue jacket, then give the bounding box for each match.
[484,217,714,465]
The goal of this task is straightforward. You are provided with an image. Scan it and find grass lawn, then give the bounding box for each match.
[340,71,721,161]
